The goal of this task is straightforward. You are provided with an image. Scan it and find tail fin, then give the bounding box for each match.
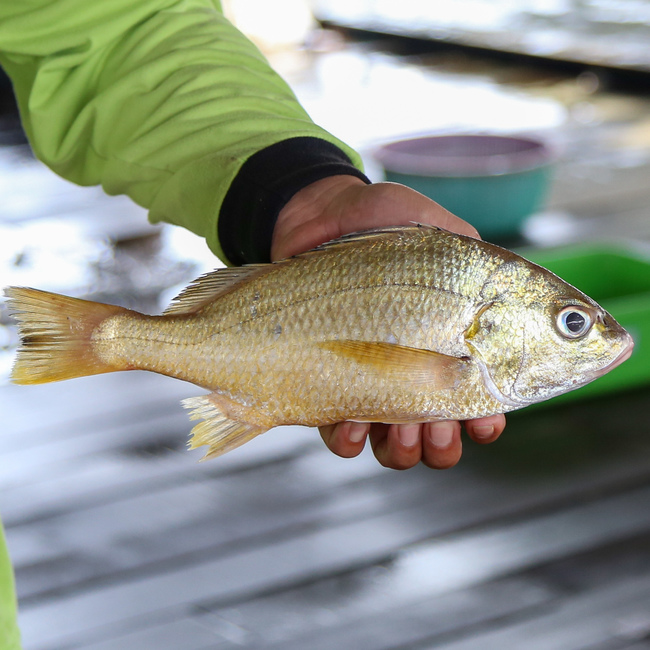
[4,287,130,384]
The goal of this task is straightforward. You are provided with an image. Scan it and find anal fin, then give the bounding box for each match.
[182,393,271,460]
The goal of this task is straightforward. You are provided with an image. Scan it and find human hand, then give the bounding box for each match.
[271,175,506,470]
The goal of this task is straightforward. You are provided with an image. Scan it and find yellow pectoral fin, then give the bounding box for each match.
[319,340,469,389]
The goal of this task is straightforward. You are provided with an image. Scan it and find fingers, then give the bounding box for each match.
[369,423,424,470]
[422,421,464,469]
[319,421,369,458]
[341,181,482,240]
[464,413,506,444]
[368,421,464,470]
[272,178,483,261]
[320,416,507,469]
[425,207,480,240]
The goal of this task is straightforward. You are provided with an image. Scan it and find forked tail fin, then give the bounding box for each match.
[4,287,130,384]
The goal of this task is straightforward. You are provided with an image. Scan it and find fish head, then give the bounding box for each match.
[465,258,634,408]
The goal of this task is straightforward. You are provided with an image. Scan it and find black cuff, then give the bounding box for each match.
[218,137,370,265]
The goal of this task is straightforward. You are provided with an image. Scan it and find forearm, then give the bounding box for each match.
[0,0,365,263]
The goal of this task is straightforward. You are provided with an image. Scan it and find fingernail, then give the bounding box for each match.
[398,424,420,448]
[427,422,455,448]
[348,422,368,444]
[473,424,494,440]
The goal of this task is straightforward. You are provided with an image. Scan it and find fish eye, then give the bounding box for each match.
[556,306,593,339]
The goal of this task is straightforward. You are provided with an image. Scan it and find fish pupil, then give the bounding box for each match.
[565,311,586,333]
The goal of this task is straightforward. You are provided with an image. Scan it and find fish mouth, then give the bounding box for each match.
[581,331,634,385]
[601,332,634,374]
[508,331,635,403]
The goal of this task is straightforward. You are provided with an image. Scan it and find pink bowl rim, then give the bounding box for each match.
[375,134,556,177]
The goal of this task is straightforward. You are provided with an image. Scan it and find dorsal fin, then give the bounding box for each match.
[163,264,271,315]
[164,226,442,315]
[305,224,440,254]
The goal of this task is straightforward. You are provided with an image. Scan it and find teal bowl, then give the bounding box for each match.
[375,135,555,239]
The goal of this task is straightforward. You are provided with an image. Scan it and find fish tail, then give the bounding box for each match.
[4,287,131,384]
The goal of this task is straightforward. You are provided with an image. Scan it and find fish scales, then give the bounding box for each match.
[94,230,500,420]
[5,226,633,459]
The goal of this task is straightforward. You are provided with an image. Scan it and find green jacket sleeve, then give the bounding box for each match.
[0,523,21,650]
[0,0,365,263]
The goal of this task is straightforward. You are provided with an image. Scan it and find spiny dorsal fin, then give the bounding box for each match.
[165,226,442,316]
[318,339,469,388]
[164,264,272,315]
[305,224,441,255]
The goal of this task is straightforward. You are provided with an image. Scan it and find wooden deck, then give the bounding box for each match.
[3,23,650,650]
[5,369,650,649]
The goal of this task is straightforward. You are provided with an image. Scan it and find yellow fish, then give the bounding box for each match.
[4,226,633,459]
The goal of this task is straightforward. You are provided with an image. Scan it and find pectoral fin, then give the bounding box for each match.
[319,340,469,389]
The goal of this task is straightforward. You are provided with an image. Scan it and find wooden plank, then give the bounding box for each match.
[203,489,650,649]
[171,522,650,650]
[212,575,555,650]
[11,389,650,603]
[526,526,650,596]
[0,373,194,448]
[76,617,234,650]
[9,449,391,601]
[0,453,200,526]
[0,367,326,517]
[7,383,650,525]
[0,423,317,525]
[78,576,555,650]
[16,481,650,649]
[10,415,650,603]
[0,410,194,490]
[424,573,650,650]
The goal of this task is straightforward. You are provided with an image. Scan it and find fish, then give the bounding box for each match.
[4,225,634,459]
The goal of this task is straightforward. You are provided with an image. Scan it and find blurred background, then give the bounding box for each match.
[2,1,650,648]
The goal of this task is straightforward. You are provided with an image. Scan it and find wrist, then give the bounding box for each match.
[219,138,369,265]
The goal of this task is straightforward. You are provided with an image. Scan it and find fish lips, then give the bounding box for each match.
[505,330,635,405]
[574,330,634,388]
[599,331,635,375]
